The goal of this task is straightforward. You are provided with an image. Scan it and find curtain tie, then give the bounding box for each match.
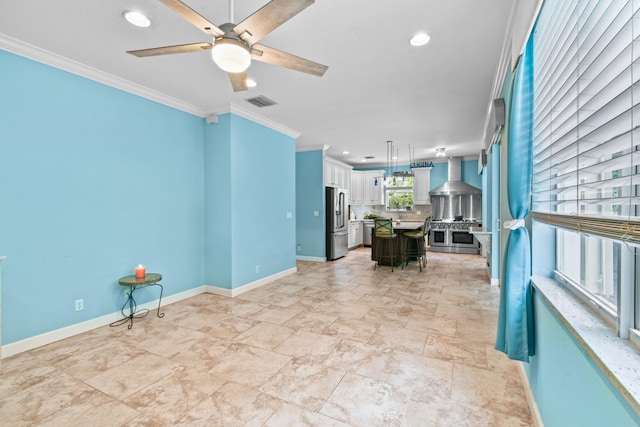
[503,219,525,230]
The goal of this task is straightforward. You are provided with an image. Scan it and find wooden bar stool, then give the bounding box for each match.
[402,218,429,271]
[374,219,398,272]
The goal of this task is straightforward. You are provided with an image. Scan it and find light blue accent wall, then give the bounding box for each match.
[204,115,232,288]
[295,150,325,258]
[429,162,448,190]
[357,161,480,191]
[228,114,296,286]
[489,145,501,279]
[0,49,297,343]
[354,165,410,175]
[204,113,296,289]
[461,160,481,188]
[0,50,206,343]
[531,221,555,277]
[482,168,488,226]
[525,292,640,426]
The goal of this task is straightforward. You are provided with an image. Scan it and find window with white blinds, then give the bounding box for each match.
[532,0,640,226]
[532,0,640,333]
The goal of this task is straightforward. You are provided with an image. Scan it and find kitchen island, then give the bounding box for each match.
[370,221,425,267]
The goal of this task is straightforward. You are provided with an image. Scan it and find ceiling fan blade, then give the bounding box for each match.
[233,0,314,45]
[251,44,327,77]
[159,0,224,37]
[229,71,248,92]
[127,42,213,57]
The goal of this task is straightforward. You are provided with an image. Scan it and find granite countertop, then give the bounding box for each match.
[469,227,491,234]
[361,220,425,229]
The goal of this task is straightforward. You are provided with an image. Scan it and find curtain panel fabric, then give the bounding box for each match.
[495,36,535,362]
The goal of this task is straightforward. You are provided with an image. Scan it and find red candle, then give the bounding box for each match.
[135,264,145,278]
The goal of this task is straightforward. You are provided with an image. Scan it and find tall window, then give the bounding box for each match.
[532,0,640,336]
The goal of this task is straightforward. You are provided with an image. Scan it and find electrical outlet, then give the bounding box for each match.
[297,244,302,252]
[255,265,260,273]
[75,299,84,311]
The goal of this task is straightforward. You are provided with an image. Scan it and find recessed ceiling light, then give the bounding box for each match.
[392,156,398,160]
[246,79,257,88]
[409,32,431,47]
[123,10,151,28]
[342,150,349,155]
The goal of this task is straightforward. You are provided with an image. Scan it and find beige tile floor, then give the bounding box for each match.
[0,248,533,426]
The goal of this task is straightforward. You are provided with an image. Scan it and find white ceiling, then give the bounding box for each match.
[0,0,512,167]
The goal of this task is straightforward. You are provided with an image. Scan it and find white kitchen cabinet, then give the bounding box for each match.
[350,170,384,205]
[325,157,351,189]
[350,173,364,204]
[413,168,432,204]
[348,220,363,249]
[363,171,384,205]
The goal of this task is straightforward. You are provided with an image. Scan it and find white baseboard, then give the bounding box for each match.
[2,286,206,358]
[204,267,297,297]
[295,255,326,262]
[2,267,298,358]
[517,362,544,427]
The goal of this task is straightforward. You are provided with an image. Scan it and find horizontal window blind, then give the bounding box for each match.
[532,211,640,245]
[532,0,640,240]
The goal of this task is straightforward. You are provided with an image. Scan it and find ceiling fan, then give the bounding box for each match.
[127,0,328,92]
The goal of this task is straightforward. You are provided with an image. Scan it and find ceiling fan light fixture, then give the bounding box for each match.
[123,10,151,28]
[211,38,251,73]
[409,32,431,47]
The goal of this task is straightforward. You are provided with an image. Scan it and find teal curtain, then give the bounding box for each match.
[495,36,535,362]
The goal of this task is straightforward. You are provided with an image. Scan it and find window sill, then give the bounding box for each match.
[531,276,640,415]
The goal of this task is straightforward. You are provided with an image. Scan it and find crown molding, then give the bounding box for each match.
[2,33,303,140]
[1,33,205,117]
[209,103,301,139]
[296,144,329,153]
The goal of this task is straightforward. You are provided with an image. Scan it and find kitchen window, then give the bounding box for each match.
[385,175,413,211]
[531,0,640,338]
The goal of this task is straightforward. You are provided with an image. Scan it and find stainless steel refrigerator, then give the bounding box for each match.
[326,187,349,260]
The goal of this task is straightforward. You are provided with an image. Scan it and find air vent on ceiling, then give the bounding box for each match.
[245,95,278,108]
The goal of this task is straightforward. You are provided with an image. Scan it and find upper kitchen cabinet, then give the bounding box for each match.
[351,170,384,205]
[350,173,364,204]
[413,168,432,205]
[325,157,351,189]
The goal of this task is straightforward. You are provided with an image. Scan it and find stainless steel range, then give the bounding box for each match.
[429,220,481,254]
[427,157,482,255]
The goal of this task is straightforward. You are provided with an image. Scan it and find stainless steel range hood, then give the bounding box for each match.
[429,157,482,221]
[429,157,481,196]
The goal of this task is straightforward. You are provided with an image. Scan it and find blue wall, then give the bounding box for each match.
[461,159,481,188]
[0,49,297,344]
[358,160,480,191]
[228,114,296,286]
[295,150,325,259]
[525,292,640,426]
[204,115,233,288]
[0,50,206,343]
